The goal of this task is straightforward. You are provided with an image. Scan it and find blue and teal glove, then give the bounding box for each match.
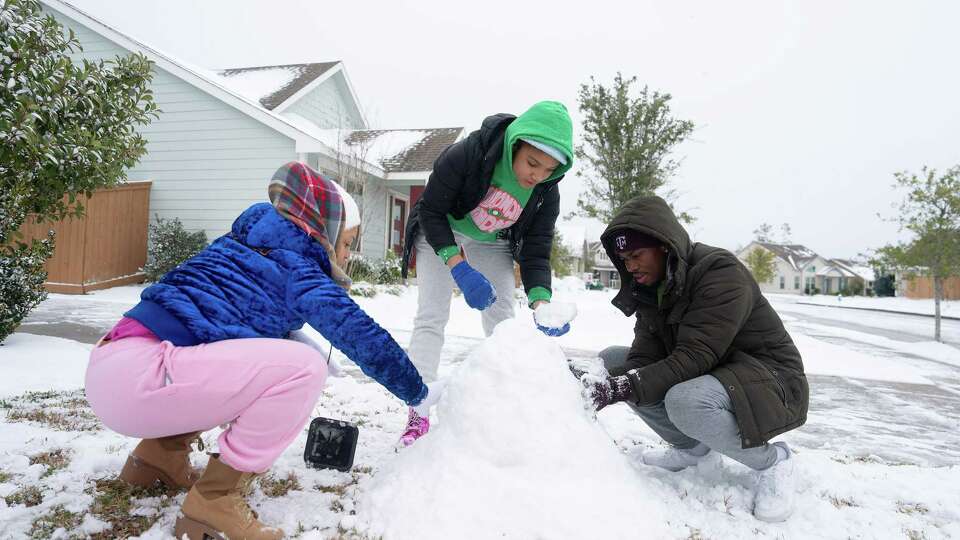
[450,261,497,310]
[534,313,570,336]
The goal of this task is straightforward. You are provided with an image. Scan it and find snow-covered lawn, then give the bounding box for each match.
[1,281,958,539]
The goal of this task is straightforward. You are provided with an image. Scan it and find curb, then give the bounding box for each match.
[794,302,960,321]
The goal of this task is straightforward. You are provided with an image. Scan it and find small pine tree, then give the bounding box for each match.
[142,216,207,282]
[744,247,777,284]
[575,73,695,223]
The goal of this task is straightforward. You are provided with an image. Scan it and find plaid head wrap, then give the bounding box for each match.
[269,161,353,289]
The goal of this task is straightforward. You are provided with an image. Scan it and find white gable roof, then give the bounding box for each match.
[41,0,340,155]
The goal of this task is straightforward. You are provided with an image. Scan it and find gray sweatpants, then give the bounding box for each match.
[408,231,518,382]
[600,346,779,471]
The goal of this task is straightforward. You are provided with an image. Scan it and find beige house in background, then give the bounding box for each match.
[737,242,875,295]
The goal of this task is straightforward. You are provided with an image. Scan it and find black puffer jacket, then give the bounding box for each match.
[601,196,809,449]
[401,114,562,296]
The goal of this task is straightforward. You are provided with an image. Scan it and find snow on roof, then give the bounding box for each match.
[361,130,431,165]
[756,242,821,271]
[214,62,339,110]
[829,259,876,281]
[345,128,464,173]
[214,66,300,104]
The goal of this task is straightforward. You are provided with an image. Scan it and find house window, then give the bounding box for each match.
[794,276,800,289]
[809,265,815,273]
[779,276,785,289]
[610,271,620,290]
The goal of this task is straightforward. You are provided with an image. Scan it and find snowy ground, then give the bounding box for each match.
[1,279,959,539]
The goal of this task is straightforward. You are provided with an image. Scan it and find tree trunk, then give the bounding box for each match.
[933,274,943,343]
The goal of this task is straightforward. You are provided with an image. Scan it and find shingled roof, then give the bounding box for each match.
[345,128,463,173]
[215,62,340,110]
[756,242,820,271]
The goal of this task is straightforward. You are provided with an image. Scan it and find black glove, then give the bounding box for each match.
[583,374,635,411]
[568,363,588,380]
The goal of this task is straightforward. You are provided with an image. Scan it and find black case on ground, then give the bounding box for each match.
[303,417,359,472]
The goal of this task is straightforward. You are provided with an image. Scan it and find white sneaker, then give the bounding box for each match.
[641,445,713,472]
[753,442,797,522]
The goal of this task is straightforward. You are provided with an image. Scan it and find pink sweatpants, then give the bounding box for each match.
[85,335,327,473]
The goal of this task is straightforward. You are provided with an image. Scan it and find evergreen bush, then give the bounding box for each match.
[142,216,207,282]
[0,230,54,343]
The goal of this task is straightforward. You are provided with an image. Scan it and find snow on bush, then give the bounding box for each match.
[358,319,672,539]
[142,216,207,282]
[0,231,53,344]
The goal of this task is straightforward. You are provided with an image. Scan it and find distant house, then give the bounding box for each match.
[737,242,874,295]
[40,0,463,261]
[819,259,876,296]
[588,241,620,289]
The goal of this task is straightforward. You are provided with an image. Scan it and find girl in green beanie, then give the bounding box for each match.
[399,100,575,445]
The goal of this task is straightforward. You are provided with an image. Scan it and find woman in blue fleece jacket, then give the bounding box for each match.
[85,161,439,540]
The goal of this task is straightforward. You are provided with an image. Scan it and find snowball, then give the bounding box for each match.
[534,301,578,328]
[359,319,672,539]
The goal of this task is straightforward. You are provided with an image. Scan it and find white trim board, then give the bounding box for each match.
[43,0,337,155]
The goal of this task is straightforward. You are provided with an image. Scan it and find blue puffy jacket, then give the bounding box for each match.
[125,203,427,405]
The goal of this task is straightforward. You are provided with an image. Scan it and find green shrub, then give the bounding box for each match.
[346,253,375,283]
[142,216,207,282]
[376,251,403,285]
[0,230,54,343]
[349,284,377,298]
[347,251,403,285]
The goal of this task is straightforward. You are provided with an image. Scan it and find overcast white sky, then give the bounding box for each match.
[66,0,960,258]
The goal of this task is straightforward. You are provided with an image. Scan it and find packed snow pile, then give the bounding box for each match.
[358,319,673,539]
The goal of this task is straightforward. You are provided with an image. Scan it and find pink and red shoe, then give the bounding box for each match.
[398,408,430,447]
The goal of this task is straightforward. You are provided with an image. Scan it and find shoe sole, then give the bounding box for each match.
[174,516,225,540]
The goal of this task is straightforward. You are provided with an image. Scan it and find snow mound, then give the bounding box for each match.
[359,319,672,539]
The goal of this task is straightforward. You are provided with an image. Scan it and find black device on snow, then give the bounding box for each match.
[303,343,359,472]
[303,417,358,472]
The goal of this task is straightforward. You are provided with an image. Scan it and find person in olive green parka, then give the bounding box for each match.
[580,195,809,523]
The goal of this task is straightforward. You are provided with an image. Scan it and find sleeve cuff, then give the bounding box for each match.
[406,381,429,407]
[526,286,552,307]
[437,245,460,264]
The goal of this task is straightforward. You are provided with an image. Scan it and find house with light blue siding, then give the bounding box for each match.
[40,0,463,261]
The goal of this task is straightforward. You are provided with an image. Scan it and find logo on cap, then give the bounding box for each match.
[615,235,627,250]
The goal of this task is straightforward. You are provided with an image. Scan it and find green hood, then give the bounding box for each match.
[500,100,574,182]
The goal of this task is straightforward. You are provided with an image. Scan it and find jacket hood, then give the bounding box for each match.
[600,196,692,316]
[230,203,333,276]
[501,101,574,182]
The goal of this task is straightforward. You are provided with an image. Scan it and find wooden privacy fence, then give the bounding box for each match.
[18,181,152,294]
[903,276,960,300]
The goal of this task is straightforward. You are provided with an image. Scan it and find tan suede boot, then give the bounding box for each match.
[174,455,284,540]
[119,432,203,490]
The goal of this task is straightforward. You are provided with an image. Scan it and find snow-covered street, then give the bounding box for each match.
[2,282,959,539]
